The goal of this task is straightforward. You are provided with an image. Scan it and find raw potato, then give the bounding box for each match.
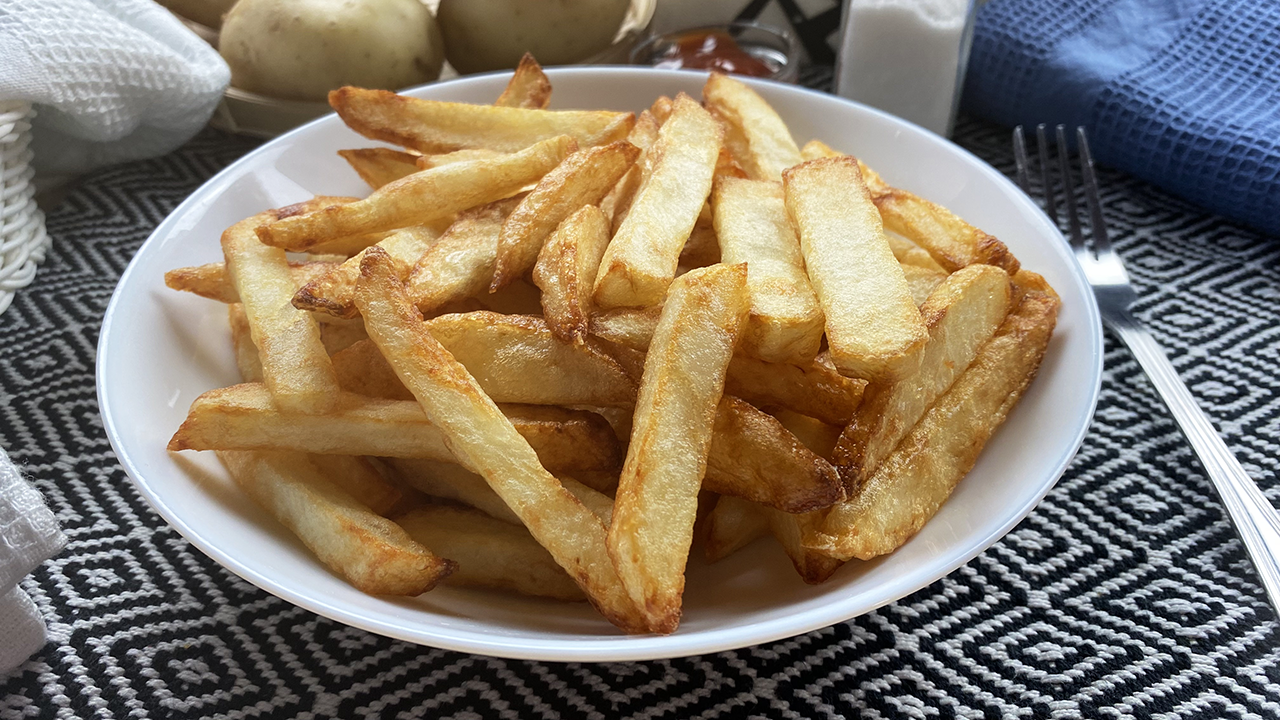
[219,0,445,102]
[437,0,631,74]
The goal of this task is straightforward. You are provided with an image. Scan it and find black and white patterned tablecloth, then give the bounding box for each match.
[2,111,1278,718]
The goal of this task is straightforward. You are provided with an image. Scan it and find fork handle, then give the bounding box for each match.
[1112,315,1280,615]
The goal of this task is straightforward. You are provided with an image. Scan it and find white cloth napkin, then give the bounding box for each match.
[0,0,229,179]
[0,448,65,676]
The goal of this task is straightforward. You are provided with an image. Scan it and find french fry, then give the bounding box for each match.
[783,157,927,382]
[601,111,662,231]
[293,225,441,318]
[217,450,454,595]
[338,148,421,189]
[770,408,841,460]
[407,195,524,314]
[608,263,749,633]
[228,303,263,383]
[495,53,553,110]
[318,319,369,355]
[804,282,1060,560]
[703,495,770,562]
[256,135,575,251]
[724,353,866,428]
[532,205,611,342]
[387,458,613,526]
[166,260,338,304]
[352,247,646,633]
[587,305,662,351]
[311,454,402,515]
[767,510,844,584]
[397,505,584,601]
[492,141,639,290]
[876,189,1020,275]
[169,383,623,472]
[712,176,824,364]
[703,397,843,514]
[332,338,414,400]
[414,148,505,170]
[330,86,633,154]
[702,73,803,181]
[902,263,950,306]
[420,312,637,407]
[832,264,1013,493]
[221,211,341,414]
[593,94,724,309]
[648,95,673,125]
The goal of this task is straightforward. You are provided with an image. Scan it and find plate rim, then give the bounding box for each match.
[97,66,1104,662]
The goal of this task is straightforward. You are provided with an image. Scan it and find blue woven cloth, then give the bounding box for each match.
[962,0,1280,236]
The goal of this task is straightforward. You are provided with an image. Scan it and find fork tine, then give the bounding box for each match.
[1013,126,1032,195]
[1035,124,1057,224]
[1076,127,1114,255]
[1055,124,1085,252]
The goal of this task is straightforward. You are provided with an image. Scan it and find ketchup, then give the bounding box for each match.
[650,31,775,78]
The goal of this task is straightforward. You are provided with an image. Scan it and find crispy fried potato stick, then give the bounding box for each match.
[833,264,1012,493]
[724,353,866,428]
[407,194,524,315]
[221,210,341,414]
[397,505,584,601]
[593,94,724,309]
[338,148,421,189]
[492,141,639,290]
[217,450,454,595]
[608,263,749,633]
[703,73,803,181]
[166,261,338,304]
[353,247,646,633]
[495,53,553,110]
[713,176,824,364]
[311,454,402,516]
[293,225,441,318]
[256,135,574,251]
[533,204,612,343]
[228,303,263,383]
[703,494,770,562]
[783,157,927,382]
[804,281,1060,560]
[169,384,622,472]
[330,86,632,154]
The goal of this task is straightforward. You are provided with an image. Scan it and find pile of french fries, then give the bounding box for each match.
[165,55,1060,635]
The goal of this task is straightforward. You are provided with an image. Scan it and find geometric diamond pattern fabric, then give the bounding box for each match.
[2,116,1278,718]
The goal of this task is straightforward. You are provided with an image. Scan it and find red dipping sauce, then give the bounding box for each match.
[649,31,775,78]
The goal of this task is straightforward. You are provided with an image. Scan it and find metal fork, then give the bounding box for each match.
[1014,124,1280,616]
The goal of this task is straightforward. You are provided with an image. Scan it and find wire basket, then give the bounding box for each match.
[0,101,49,317]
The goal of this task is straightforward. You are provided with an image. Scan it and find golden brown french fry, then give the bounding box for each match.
[228,303,262,383]
[421,312,637,407]
[293,225,441,318]
[798,140,889,197]
[256,136,574,251]
[318,319,368,355]
[593,94,724,309]
[338,148,421,189]
[766,510,844,584]
[492,141,639,290]
[703,396,843,514]
[902,263,950,306]
[587,305,661,351]
[352,247,646,633]
[406,194,524,314]
[771,408,841,460]
[166,261,339,304]
[601,111,662,230]
[217,450,454,595]
[414,148,506,170]
[495,53,552,110]
[168,384,622,472]
[702,73,803,181]
[648,95,673,125]
[332,338,413,400]
[310,454,402,515]
[397,505,584,601]
[783,157,927,382]
[887,231,947,272]
[532,204,611,342]
[724,353,866,427]
[702,494,770,563]
[833,264,1012,493]
[387,458,613,526]
[221,211,341,414]
[713,176,823,364]
[876,189,1020,275]
[608,263,749,633]
[329,86,633,154]
[804,282,1060,560]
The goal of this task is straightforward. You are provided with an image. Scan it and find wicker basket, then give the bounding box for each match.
[0,101,49,317]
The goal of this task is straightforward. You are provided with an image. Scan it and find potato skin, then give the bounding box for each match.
[437,0,630,74]
[220,0,444,102]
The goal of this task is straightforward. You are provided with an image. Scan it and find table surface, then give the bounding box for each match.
[2,75,1280,718]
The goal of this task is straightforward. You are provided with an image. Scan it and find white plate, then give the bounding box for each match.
[97,68,1103,662]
